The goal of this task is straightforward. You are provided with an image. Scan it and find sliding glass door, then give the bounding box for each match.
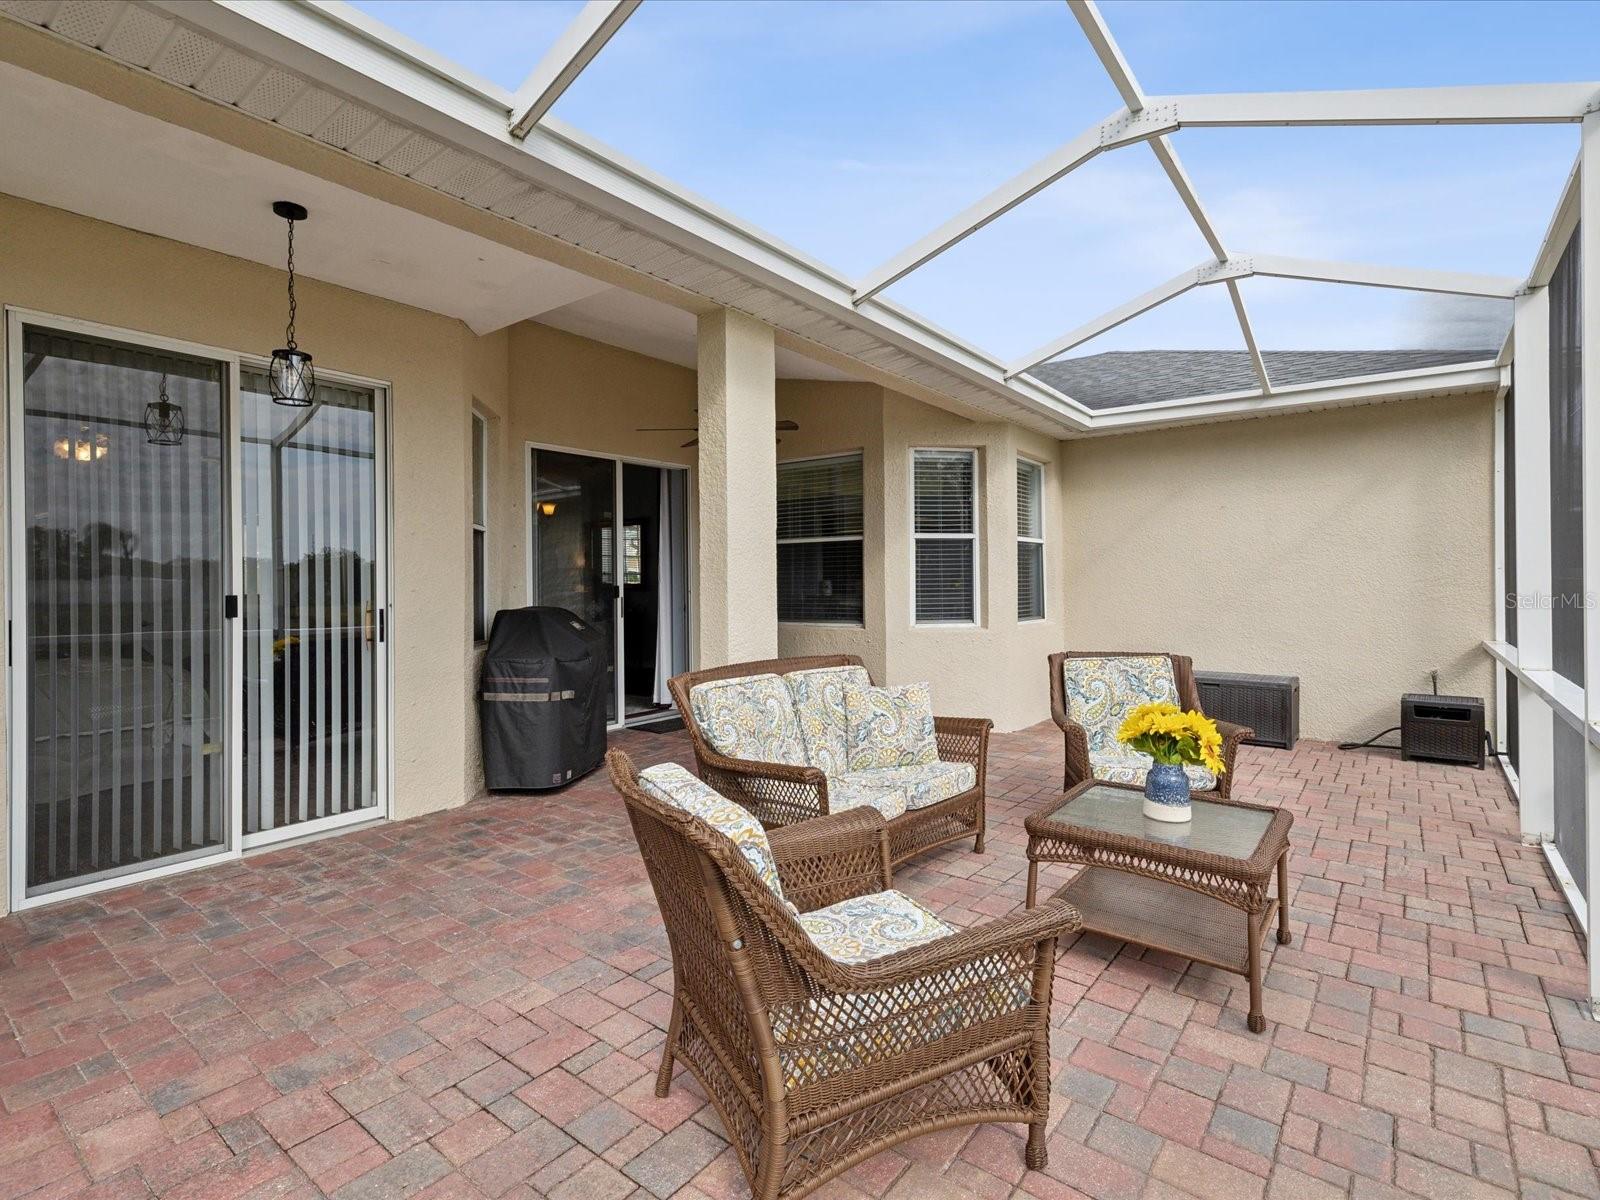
[239,370,386,842]
[14,326,228,894]
[9,314,391,904]
[530,448,619,725]
[528,447,688,728]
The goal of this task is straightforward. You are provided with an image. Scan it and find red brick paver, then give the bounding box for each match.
[1,728,1594,1199]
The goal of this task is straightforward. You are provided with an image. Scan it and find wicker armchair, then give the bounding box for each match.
[1048,650,1252,800]
[669,654,991,869]
[609,750,1081,1200]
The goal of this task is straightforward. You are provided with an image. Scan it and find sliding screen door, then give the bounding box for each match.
[240,370,384,839]
[530,448,618,725]
[16,326,228,894]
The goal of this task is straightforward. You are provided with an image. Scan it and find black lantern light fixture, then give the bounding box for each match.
[145,372,185,445]
[268,200,315,406]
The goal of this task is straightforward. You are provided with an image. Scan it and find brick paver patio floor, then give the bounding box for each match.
[2,725,1597,1200]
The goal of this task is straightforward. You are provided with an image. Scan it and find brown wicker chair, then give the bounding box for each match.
[1048,650,1253,800]
[669,655,990,869]
[609,750,1081,1200]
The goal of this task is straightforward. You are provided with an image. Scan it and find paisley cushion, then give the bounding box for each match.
[797,889,953,964]
[839,761,975,811]
[689,674,808,767]
[783,665,871,777]
[1089,751,1217,792]
[1062,655,1180,755]
[638,763,793,908]
[827,776,909,821]
[843,682,938,771]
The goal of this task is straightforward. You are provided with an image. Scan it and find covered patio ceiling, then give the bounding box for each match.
[1,0,1594,434]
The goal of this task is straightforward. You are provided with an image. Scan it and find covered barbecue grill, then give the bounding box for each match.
[479,607,608,790]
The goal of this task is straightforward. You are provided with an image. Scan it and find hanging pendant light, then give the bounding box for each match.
[268,200,315,406]
[145,372,185,445]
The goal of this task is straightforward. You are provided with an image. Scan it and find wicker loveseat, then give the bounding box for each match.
[1048,650,1253,800]
[668,655,991,869]
[609,750,1081,1200]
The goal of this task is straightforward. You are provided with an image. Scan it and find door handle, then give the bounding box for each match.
[363,605,375,644]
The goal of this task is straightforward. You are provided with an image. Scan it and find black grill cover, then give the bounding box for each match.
[479,607,608,790]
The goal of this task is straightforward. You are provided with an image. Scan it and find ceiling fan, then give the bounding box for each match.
[636,415,799,449]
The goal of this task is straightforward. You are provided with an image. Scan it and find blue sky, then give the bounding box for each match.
[352,1,1599,362]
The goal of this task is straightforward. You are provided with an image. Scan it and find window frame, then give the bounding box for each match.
[910,447,981,628]
[776,450,866,627]
[1016,455,1046,623]
[471,409,489,643]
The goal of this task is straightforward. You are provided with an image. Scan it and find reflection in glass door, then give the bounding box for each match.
[240,370,385,840]
[15,325,228,895]
[530,448,618,725]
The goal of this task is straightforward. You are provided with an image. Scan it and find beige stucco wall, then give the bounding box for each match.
[1060,394,1497,743]
[0,192,508,912]
[880,392,1069,732]
[776,383,1068,730]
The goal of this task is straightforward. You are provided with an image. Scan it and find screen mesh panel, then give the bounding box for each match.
[1550,230,1582,685]
[778,541,865,623]
[1018,543,1044,621]
[915,540,975,623]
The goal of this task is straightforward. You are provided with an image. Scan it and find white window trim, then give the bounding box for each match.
[471,409,489,643]
[910,447,981,628]
[777,451,866,627]
[1017,456,1047,623]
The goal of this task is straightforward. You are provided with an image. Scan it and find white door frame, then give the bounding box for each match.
[4,307,394,909]
[524,441,688,730]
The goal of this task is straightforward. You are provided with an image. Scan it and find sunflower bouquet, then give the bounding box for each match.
[1116,702,1226,775]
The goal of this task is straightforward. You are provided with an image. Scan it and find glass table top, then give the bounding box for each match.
[1048,784,1274,859]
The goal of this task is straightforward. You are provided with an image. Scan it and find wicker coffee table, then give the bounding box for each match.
[1025,780,1293,1033]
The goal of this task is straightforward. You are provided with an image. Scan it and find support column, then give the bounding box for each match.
[1514,285,1555,848]
[695,308,777,665]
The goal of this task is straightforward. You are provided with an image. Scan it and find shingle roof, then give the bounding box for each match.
[1028,349,1498,410]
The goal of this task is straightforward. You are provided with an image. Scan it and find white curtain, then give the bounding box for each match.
[655,471,675,705]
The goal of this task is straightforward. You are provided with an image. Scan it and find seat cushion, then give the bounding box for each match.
[1062,655,1180,755]
[689,674,808,766]
[797,889,953,964]
[839,760,976,811]
[843,682,938,771]
[783,665,871,777]
[638,763,793,909]
[827,776,909,821]
[1089,751,1217,792]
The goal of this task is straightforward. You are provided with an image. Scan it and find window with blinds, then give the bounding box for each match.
[1017,458,1045,621]
[913,449,977,623]
[777,453,863,623]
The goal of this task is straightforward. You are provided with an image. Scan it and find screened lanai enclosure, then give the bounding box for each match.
[0,0,1598,1015]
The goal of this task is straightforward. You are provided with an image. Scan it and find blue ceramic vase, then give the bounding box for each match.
[1143,762,1192,823]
